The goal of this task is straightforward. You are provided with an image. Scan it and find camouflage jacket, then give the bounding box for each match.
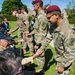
[48,19,75,56]
[12,13,29,32]
[30,10,48,44]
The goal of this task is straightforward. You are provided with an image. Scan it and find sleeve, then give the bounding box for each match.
[38,16,48,36]
[23,15,29,31]
[39,18,47,30]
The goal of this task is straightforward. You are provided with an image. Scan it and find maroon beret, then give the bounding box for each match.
[45,5,61,13]
[11,9,17,13]
[32,0,42,4]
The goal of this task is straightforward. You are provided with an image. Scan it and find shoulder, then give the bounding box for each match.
[38,13,47,22]
[38,10,46,18]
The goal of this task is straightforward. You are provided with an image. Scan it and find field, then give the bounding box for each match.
[9,21,75,75]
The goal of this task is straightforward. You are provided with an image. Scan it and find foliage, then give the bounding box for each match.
[1,0,28,21]
[66,0,75,10]
[66,0,75,24]
[2,14,17,21]
[28,16,33,22]
[1,0,28,15]
[68,18,75,24]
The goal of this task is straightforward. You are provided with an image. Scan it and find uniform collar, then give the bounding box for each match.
[54,19,65,32]
[38,10,44,15]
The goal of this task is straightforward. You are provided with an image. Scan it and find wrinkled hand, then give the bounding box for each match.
[21,56,33,65]
[7,31,12,35]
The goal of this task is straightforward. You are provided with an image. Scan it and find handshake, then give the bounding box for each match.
[21,56,34,65]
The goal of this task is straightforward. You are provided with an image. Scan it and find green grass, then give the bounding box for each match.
[9,21,19,47]
[9,21,75,75]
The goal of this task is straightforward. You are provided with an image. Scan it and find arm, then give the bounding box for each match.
[11,24,19,33]
[21,48,44,65]
[7,24,19,35]
[32,48,43,59]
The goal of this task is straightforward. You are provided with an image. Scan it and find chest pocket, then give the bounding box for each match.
[66,33,75,49]
[54,32,66,51]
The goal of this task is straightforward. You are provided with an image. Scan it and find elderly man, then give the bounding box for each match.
[0,39,9,51]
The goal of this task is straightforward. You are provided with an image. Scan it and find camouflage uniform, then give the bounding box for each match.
[20,13,34,54]
[30,10,49,69]
[47,19,75,75]
[12,13,30,55]
[11,13,29,39]
[23,31,33,53]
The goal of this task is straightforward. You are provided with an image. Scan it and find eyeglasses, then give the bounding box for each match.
[47,14,54,20]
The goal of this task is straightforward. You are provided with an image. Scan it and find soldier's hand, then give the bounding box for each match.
[57,66,64,73]
[18,39,24,43]
[21,56,33,65]
[25,31,29,34]
[34,45,39,50]
[25,31,31,37]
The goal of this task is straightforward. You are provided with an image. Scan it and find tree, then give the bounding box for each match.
[66,0,75,24]
[1,0,27,14]
[1,0,28,21]
[66,0,75,17]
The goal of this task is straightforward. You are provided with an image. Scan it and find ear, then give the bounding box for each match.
[36,3,39,7]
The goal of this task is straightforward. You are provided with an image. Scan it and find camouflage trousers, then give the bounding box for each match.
[35,36,50,50]
[23,36,33,52]
[34,38,50,69]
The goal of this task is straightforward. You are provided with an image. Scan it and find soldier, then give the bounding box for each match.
[8,9,29,39]
[45,5,75,75]
[20,7,28,15]
[21,0,49,73]
[19,7,34,55]
[8,9,29,55]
